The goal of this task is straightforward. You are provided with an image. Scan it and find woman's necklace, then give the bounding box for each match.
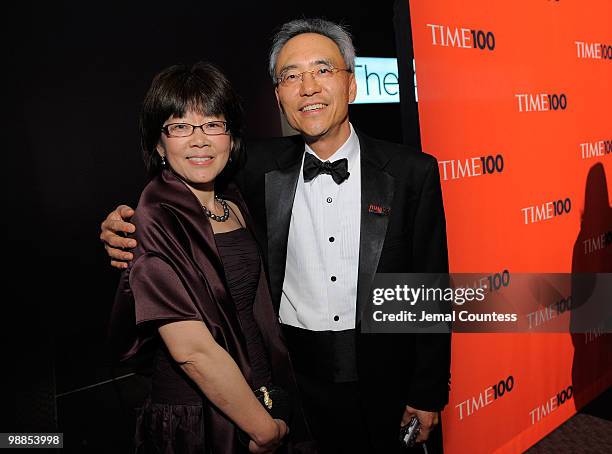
[202,195,230,222]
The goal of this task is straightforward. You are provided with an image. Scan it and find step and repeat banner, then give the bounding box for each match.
[399,1,612,452]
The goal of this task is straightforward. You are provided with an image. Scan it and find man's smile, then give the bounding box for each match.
[300,103,328,113]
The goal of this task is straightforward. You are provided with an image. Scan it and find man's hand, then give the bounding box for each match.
[99,205,137,269]
[401,405,439,444]
[248,419,288,453]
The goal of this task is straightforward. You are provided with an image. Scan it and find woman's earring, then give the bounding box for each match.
[160,155,167,167]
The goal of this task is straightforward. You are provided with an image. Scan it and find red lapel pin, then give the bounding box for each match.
[368,204,390,216]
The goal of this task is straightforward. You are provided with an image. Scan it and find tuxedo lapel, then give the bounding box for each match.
[355,133,395,323]
[264,140,304,311]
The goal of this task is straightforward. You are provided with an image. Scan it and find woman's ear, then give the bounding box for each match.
[156,143,167,167]
[156,142,165,159]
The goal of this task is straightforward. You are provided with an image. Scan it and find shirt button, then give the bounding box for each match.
[331,276,337,282]
[326,197,332,203]
[334,315,340,322]
[329,237,335,242]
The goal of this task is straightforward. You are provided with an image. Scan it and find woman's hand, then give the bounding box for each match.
[248,419,289,454]
[158,320,289,452]
[99,204,137,268]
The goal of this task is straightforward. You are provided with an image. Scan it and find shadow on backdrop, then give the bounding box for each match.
[571,163,612,411]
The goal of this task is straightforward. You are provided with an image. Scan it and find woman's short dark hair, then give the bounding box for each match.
[140,61,244,183]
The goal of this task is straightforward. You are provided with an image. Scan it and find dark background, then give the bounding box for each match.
[4,1,414,451]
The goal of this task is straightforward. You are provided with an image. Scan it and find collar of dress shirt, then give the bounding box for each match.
[303,123,359,173]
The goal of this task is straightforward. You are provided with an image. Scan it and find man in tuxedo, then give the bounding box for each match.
[102,18,450,454]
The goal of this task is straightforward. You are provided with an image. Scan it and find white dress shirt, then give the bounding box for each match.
[279,124,361,331]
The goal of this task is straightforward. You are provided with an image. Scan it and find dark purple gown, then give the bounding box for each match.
[109,169,315,454]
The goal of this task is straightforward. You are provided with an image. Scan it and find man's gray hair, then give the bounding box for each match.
[268,18,356,83]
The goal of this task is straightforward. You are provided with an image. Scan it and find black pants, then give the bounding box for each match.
[294,371,444,454]
[282,325,444,454]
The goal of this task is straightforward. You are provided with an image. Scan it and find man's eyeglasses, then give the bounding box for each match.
[276,65,351,87]
[161,121,228,137]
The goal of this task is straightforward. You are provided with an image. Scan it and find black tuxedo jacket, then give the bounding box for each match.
[235,129,451,413]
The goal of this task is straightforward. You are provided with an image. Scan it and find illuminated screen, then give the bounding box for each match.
[353,57,400,104]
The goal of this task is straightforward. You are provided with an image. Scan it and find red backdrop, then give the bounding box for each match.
[406,1,612,451]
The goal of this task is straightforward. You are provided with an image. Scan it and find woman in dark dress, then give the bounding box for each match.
[110,62,311,454]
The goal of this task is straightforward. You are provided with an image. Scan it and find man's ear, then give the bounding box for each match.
[348,72,357,103]
[274,87,285,114]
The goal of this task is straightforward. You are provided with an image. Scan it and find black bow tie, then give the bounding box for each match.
[303,153,350,184]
